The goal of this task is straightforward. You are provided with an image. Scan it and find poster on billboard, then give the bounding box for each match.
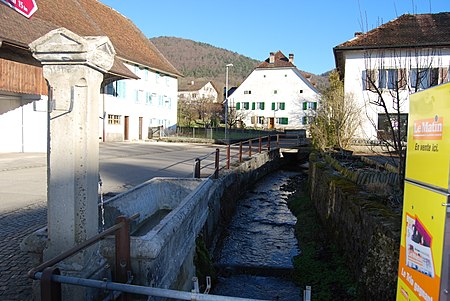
[397,183,447,301]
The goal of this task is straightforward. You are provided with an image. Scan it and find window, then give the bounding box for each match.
[377,113,408,141]
[244,90,252,94]
[251,102,256,110]
[272,102,285,110]
[243,102,250,110]
[277,117,288,125]
[257,102,265,110]
[302,116,314,125]
[274,90,278,94]
[362,69,376,91]
[236,102,240,110]
[258,116,265,124]
[378,69,401,89]
[303,102,317,110]
[410,68,442,91]
[299,90,303,94]
[108,114,121,125]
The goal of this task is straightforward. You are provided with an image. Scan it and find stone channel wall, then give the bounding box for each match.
[308,152,401,300]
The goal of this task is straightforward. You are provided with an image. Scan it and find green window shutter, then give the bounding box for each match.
[261,103,265,110]
[236,102,241,110]
[303,102,307,110]
[313,102,317,110]
[302,116,307,125]
[272,102,275,110]
[280,102,285,110]
[252,102,255,110]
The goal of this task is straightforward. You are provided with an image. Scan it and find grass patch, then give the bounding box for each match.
[287,175,361,301]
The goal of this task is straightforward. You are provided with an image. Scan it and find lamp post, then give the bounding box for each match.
[225,63,233,141]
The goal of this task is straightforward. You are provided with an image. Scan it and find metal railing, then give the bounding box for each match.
[192,134,307,179]
[28,213,139,301]
[28,213,272,301]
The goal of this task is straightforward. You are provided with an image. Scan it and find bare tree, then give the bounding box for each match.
[226,103,249,129]
[363,48,447,188]
[177,96,197,127]
[178,96,223,128]
[310,70,362,150]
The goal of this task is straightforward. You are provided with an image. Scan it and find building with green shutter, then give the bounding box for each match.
[228,51,320,130]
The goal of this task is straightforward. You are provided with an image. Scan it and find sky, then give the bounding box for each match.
[99,0,450,75]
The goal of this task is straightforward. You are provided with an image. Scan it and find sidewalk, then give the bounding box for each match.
[0,153,46,213]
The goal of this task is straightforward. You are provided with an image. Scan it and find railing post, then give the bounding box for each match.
[258,137,262,153]
[115,215,131,301]
[41,267,62,301]
[239,142,243,162]
[277,134,280,148]
[214,148,219,179]
[268,135,271,151]
[249,140,252,157]
[226,145,230,169]
[194,158,201,178]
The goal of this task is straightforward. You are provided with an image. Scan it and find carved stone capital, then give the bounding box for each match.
[29,27,115,72]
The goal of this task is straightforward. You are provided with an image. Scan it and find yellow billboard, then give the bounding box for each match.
[405,82,450,190]
[398,82,450,301]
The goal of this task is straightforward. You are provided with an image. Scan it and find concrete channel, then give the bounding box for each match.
[21,146,286,300]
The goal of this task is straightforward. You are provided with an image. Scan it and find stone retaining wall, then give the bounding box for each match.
[309,152,401,300]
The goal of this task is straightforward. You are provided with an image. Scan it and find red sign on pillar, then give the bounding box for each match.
[1,0,38,18]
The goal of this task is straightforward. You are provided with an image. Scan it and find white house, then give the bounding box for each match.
[229,51,319,130]
[334,13,450,141]
[102,63,179,141]
[178,80,220,103]
[0,0,181,152]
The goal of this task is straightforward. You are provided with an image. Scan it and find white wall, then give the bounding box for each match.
[230,68,319,129]
[343,48,450,140]
[0,96,47,152]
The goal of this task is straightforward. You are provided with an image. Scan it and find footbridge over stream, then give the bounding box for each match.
[23,135,309,301]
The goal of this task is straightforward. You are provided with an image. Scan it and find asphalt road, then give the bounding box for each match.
[0,141,225,213]
[0,141,226,300]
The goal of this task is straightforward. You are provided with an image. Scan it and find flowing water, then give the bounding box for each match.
[212,170,302,300]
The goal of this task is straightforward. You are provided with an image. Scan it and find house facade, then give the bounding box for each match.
[178,80,219,103]
[229,51,319,130]
[334,13,450,141]
[0,0,181,152]
[102,63,179,141]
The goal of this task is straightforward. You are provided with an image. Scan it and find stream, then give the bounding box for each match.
[212,170,302,300]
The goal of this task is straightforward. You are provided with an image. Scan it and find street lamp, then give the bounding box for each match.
[225,63,233,141]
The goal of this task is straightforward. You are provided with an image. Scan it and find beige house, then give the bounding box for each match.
[178,80,220,103]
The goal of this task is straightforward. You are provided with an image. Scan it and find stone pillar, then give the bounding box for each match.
[29,28,115,299]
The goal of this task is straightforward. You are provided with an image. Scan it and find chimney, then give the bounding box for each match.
[354,32,363,37]
[269,52,275,64]
[289,53,294,64]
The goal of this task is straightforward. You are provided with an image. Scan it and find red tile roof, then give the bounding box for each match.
[333,13,450,77]
[0,0,181,78]
[256,51,295,69]
[335,13,450,50]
